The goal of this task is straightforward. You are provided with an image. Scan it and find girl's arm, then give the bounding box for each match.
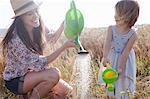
[117,32,137,73]
[103,26,113,65]
[46,21,64,44]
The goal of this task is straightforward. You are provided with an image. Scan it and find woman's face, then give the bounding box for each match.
[21,9,40,29]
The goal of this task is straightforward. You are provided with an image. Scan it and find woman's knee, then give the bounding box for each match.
[22,68,60,94]
[52,67,61,77]
[44,67,60,83]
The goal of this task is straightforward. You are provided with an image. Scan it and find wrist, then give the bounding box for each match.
[102,57,109,63]
[117,65,122,68]
[60,24,64,31]
[117,66,122,70]
[103,56,107,59]
[62,44,66,50]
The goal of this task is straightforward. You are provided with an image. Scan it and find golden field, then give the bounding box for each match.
[0,24,150,99]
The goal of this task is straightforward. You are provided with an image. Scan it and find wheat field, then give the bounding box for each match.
[0,24,150,99]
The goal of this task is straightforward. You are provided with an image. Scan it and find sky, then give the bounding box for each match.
[0,0,150,30]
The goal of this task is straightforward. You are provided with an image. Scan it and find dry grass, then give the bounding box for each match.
[0,25,150,98]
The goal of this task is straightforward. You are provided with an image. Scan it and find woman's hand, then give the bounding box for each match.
[46,40,77,63]
[64,40,78,49]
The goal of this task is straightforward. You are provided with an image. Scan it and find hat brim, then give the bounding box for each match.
[11,2,42,19]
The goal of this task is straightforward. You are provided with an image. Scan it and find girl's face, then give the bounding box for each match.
[21,9,40,29]
[114,11,124,26]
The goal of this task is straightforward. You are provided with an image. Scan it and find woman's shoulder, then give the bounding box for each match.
[9,30,24,46]
[11,31,20,41]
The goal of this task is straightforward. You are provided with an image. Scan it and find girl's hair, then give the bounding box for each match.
[115,0,139,28]
[1,16,46,58]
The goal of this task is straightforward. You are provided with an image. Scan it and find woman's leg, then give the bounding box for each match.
[22,67,60,99]
[51,79,73,98]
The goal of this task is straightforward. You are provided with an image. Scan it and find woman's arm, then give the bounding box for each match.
[10,35,75,71]
[46,22,64,44]
[46,40,75,63]
[103,26,113,65]
[117,32,137,73]
[9,35,48,71]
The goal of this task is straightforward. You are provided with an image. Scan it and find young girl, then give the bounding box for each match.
[103,0,139,98]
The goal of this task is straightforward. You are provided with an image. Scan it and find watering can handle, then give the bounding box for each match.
[70,0,77,21]
[70,0,79,33]
[70,0,81,46]
[70,0,76,9]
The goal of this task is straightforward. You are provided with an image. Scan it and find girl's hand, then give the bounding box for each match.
[102,57,109,66]
[117,66,122,74]
[64,40,78,49]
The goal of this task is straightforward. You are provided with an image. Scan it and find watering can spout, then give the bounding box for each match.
[75,36,88,54]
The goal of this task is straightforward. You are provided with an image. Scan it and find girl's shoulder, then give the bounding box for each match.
[128,29,137,38]
[107,25,114,35]
[107,25,116,34]
[107,25,115,32]
[108,25,114,29]
[129,29,137,40]
[111,25,136,37]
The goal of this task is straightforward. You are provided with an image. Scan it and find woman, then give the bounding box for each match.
[2,0,76,98]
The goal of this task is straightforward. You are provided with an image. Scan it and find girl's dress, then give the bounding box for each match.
[107,25,136,99]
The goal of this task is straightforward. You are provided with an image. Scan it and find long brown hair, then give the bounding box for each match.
[2,16,46,58]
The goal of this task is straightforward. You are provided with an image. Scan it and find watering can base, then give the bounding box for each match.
[78,50,88,54]
[107,85,115,92]
[78,47,88,54]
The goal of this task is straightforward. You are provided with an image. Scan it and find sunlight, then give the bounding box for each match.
[0,0,150,29]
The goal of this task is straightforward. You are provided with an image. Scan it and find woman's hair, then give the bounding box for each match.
[2,16,46,58]
[115,0,139,28]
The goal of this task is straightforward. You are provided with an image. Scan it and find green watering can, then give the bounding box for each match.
[64,0,88,54]
[102,63,118,92]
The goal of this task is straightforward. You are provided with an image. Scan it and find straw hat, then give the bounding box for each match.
[10,0,42,19]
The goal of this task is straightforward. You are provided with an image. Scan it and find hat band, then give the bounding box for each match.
[14,1,36,14]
